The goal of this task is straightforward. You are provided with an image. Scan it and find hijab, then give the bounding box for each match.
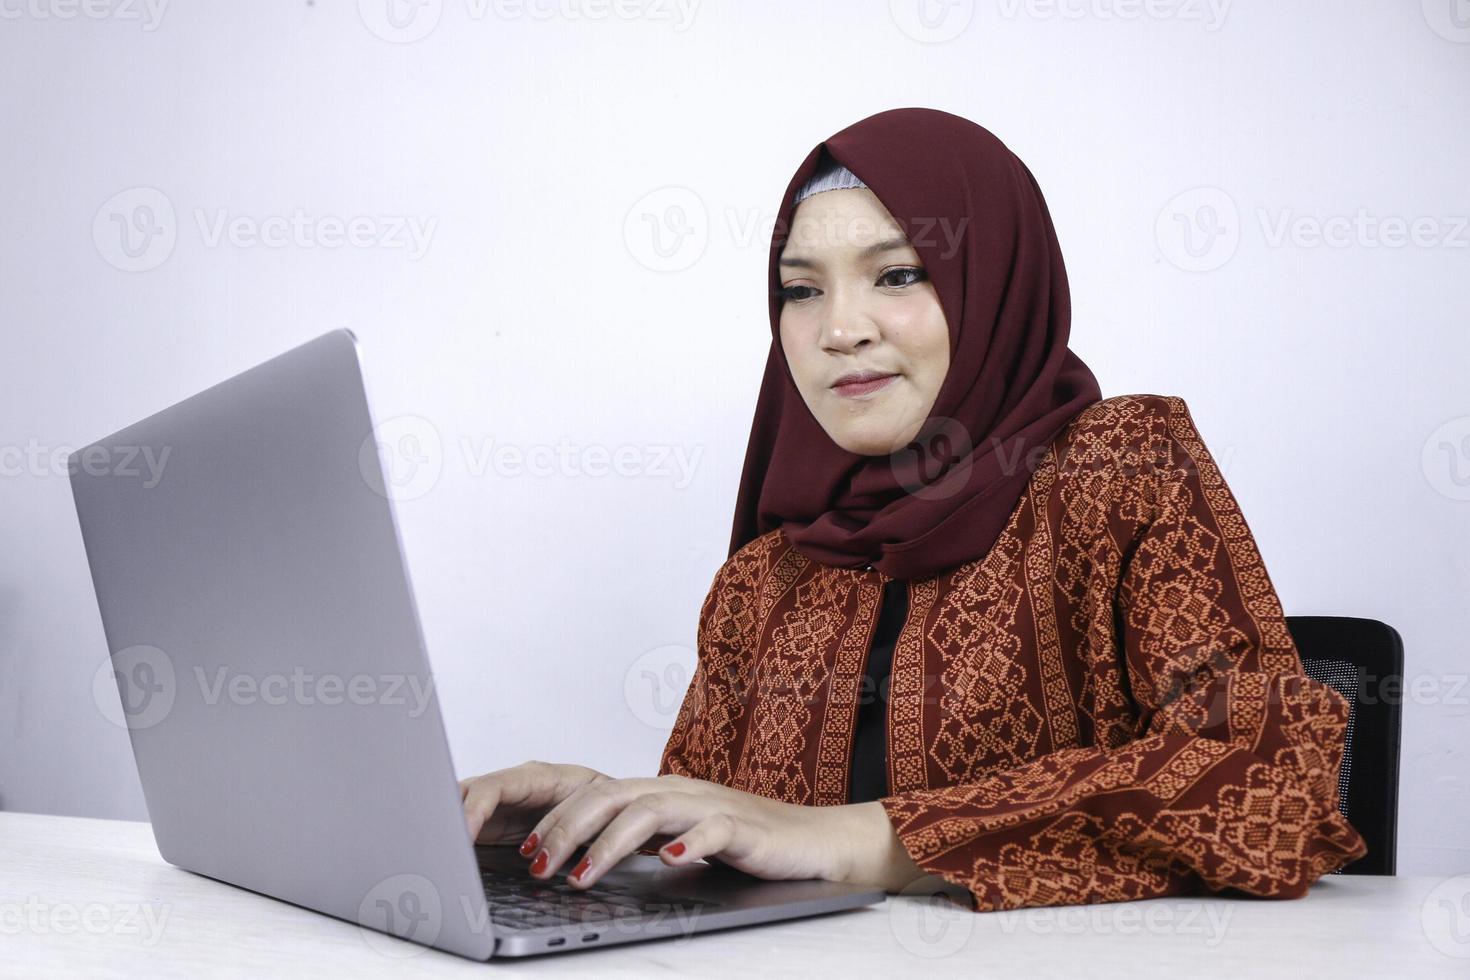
[727,107,1103,581]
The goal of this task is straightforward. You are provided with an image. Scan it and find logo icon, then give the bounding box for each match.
[1422,416,1470,502]
[624,644,697,729]
[358,0,443,43]
[1422,0,1470,42]
[623,187,709,273]
[1422,874,1470,959]
[889,415,975,501]
[93,187,177,272]
[92,644,176,730]
[358,873,443,957]
[889,0,975,43]
[359,415,443,501]
[1155,186,1240,272]
[887,876,974,958]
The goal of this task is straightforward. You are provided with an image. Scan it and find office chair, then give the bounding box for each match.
[1286,616,1404,876]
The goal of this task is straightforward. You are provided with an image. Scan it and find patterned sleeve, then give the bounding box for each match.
[659,553,745,786]
[877,397,1368,911]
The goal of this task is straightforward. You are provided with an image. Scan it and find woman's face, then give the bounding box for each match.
[777,188,950,457]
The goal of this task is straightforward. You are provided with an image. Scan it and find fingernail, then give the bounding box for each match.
[664,841,686,858]
[519,832,539,857]
[570,856,591,880]
[529,849,549,876]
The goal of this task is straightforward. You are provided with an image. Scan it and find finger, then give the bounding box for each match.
[463,763,554,844]
[658,812,748,868]
[566,793,710,888]
[526,779,620,877]
[530,779,668,878]
[509,766,617,858]
[462,781,503,842]
[509,761,577,809]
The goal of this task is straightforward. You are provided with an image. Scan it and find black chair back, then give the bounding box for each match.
[1286,615,1403,875]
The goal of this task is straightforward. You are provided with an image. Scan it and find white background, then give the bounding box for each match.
[0,1,1466,876]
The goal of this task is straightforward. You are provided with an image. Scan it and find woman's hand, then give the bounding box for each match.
[459,760,609,846]
[515,772,925,892]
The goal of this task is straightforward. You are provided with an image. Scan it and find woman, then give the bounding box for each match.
[460,107,1367,911]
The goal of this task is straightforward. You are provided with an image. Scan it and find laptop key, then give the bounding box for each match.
[479,864,720,929]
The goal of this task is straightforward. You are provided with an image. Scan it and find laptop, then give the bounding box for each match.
[68,329,885,960]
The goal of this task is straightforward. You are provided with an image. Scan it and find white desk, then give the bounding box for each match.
[3,810,1465,978]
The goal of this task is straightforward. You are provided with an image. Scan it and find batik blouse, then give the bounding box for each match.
[657,393,1367,911]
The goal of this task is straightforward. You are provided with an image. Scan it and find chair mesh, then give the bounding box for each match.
[1299,657,1359,873]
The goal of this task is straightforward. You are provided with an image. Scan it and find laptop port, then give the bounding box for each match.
[582,933,600,942]
[546,938,566,947]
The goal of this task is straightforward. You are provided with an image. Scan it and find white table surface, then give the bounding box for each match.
[3,810,1467,978]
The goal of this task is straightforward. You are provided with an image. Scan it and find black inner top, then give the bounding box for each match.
[848,577,909,804]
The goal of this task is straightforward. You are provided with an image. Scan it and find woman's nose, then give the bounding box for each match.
[819,295,879,351]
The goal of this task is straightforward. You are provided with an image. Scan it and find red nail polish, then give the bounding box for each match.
[519,832,539,857]
[664,841,686,858]
[570,856,591,880]
[529,849,549,876]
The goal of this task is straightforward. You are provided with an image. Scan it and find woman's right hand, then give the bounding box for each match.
[459,761,609,847]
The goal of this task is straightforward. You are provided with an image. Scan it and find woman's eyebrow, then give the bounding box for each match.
[779,236,913,269]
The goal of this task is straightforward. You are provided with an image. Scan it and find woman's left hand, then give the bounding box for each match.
[515,772,920,891]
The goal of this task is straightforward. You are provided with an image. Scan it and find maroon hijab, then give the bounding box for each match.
[728,107,1103,581]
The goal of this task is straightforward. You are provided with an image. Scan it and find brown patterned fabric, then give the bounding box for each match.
[659,394,1367,910]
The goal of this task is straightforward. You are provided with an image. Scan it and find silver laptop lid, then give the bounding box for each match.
[69,330,496,960]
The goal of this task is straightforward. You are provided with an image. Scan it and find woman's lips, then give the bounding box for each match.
[831,374,898,398]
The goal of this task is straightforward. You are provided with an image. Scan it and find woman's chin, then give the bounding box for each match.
[825,421,913,458]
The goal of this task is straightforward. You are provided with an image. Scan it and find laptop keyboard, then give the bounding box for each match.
[479,866,719,931]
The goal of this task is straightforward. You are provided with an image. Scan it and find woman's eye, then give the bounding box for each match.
[774,284,818,303]
[879,266,927,289]
[773,267,926,304]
